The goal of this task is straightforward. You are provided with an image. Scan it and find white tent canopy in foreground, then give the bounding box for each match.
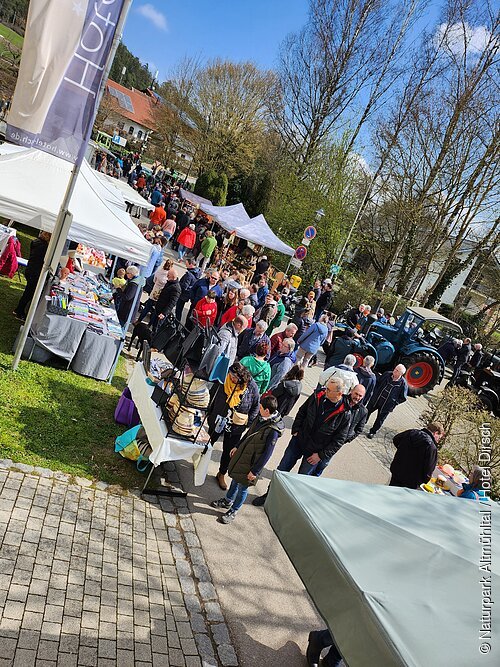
[0,147,151,264]
[266,472,499,666]
[200,202,294,256]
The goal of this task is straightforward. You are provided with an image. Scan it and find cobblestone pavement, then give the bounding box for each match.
[0,460,238,667]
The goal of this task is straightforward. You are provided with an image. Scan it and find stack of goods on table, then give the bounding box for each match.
[49,272,123,339]
[420,463,468,495]
[151,364,211,443]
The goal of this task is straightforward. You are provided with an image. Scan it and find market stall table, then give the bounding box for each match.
[127,361,213,492]
[27,272,124,380]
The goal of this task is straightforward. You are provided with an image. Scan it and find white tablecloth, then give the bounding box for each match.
[128,362,213,486]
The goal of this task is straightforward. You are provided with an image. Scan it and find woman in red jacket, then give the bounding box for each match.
[177,224,196,260]
[194,290,218,327]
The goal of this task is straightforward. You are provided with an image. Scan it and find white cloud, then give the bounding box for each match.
[136,3,167,31]
[436,22,493,56]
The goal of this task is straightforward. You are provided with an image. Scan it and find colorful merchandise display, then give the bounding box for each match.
[49,272,123,339]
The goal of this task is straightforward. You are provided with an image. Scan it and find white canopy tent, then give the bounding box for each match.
[99,172,154,211]
[180,189,212,207]
[0,147,152,264]
[0,142,154,212]
[199,202,294,256]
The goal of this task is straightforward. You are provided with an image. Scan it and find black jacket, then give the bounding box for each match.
[325,334,355,369]
[390,428,438,489]
[456,343,472,365]
[271,379,302,417]
[355,366,377,404]
[155,279,181,317]
[345,402,368,442]
[292,390,351,461]
[179,267,201,301]
[368,371,408,413]
[315,289,332,312]
[26,237,49,281]
[255,258,270,275]
[469,350,483,368]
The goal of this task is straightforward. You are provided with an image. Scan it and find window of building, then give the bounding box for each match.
[137,130,143,140]
[128,126,134,135]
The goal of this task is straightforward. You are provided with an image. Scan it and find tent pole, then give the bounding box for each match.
[12,0,134,371]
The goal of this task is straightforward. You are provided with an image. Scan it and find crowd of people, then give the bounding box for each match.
[91,153,488,532]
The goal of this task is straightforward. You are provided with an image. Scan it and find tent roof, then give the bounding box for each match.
[0,147,152,264]
[200,202,294,255]
[180,189,212,207]
[99,172,154,211]
[266,471,499,666]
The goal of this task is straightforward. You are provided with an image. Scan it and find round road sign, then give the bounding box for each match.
[304,225,317,240]
[295,245,307,261]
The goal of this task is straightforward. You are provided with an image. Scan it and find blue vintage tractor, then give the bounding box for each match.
[346,307,463,396]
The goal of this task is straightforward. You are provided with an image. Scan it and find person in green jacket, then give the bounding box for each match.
[267,292,286,335]
[211,395,284,524]
[239,341,271,394]
[197,230,217,272]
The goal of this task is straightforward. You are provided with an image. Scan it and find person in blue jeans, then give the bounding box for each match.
[253,377,351,506]
[211,396,284,524]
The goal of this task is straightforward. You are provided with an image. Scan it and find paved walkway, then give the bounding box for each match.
[0,462,237,667]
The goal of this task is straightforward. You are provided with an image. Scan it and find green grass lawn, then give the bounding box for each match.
[0,225,143,488]
[0,23,23,49]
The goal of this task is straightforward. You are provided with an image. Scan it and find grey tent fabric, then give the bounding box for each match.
[266,471,499,666]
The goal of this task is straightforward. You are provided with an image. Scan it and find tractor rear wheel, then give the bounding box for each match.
[401,352,441,397]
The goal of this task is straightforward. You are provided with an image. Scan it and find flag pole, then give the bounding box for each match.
[12,0,134,370]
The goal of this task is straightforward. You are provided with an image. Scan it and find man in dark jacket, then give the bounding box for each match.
[314,281,333,320]
[175,258,201,321]
[366,365,408,438]
[448,337,472,385]
[253,377,351,507]
[324,328,357,369]
[469,343,483,369]
[346,303,365,329]
[117,266,145,327]
[355,355,376,404]
[155,269,181,322]
[252,255,270,283]
[185,270,222,328]
[389,422,445,488]
[237,320,271,360]
[437,338,460,364]
[345,385,368,442]
[14,231,51,320]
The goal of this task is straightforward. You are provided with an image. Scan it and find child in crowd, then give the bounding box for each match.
[211,395,284,524]
[194,289,218,327]
[112,268,127,289]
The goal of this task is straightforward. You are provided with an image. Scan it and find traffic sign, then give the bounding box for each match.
[330,263,341,275]
[304,225,317,240]
[301,238,310,247]
[295,245,307,261]
[290,257,302,268]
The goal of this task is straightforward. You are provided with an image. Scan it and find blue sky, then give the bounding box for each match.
[122,0,309,80]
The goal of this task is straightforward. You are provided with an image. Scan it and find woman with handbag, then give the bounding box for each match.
[207,363,260,490]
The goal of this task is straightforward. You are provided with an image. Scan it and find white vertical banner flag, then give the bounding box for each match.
[6,0,127,165]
